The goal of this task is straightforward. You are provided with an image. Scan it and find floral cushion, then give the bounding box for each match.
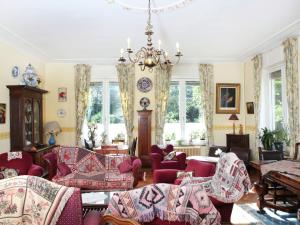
[176,171,193,179]
[163,151,176,161]
[0,168,19,179]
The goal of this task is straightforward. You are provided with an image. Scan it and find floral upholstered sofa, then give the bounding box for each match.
[43,146,142,190]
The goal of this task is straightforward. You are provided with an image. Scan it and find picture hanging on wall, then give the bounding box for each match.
[246,102,254,114]
[0,104,6,124]
[216,83,240,114]
[58,87,67,102]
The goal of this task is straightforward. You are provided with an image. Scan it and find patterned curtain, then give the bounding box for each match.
[199,64,214,147]
[252,54,263,159]
[154,65,173,144]
[75,64,91,146]
[116,64,135,145]
[283,37,299,156]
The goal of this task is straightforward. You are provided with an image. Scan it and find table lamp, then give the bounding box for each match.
[44,121,61,145]
[229,114,239,134]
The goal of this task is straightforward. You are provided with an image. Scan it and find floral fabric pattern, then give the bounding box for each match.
[116,64,135,146]
[154,65,173,144]
[199,64,214,147]
[252,54,262,159]
[75,64,91,146]
[283,37,299,157]
[0,168,19,179]
[0,175,74,225]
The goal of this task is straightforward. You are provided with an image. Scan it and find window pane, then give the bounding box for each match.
[86,82,103,123]
[186,81,202,123]
[271,71,283,130]
[109,82,124,124]
[166,81,179,123]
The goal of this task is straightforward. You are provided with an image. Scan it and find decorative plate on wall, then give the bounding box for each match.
[137,77,152,92]
[140,97,150,110]
[57,108,66,118]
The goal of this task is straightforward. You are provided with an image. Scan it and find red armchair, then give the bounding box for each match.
[151,145,186,170]
[0,151,43,177]
[153,159,233,223]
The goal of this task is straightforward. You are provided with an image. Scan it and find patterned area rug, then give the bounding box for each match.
[232,203,300,225]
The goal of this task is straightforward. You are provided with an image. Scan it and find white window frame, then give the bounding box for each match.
[165,78,204,141]
[267,64,288,130]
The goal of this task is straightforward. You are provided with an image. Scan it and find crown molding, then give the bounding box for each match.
[239,19,300,62]
[0,23,50,61]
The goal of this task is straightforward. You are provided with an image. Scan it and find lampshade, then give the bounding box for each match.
[44,121,61,134]
[229,114,239,121]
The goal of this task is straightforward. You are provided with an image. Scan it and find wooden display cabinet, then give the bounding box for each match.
[137,110,152,167]
[7,85,48,151]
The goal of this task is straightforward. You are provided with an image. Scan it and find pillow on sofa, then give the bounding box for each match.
[57,162,72,176]
[118,159,133,173]
[164,151,177,160]
[0,168,19,179]
[176,171,193,179]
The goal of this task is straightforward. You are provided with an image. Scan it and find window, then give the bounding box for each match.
[164,80,204,143]
[83,81,126,146]
[270,70,284,130]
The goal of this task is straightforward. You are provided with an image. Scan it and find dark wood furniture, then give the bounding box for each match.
[258,147,283,160]
[250,160,300,215]
[137,110,152,167]
[226,134,249,148]
[7,85,48,151]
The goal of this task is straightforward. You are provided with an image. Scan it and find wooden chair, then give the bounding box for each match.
[101,214,140,225]
[258,147,283,160]
[294,142,300,160]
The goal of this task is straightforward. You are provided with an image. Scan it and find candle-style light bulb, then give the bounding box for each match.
[165,51,168,59]
[120,48,124,57]
[127,38,131,49]
[176,42,180,53]
[158,39,162,51]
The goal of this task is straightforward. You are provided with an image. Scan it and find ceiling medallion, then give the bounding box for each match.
[118,0,183,72]
[106,0,194,13]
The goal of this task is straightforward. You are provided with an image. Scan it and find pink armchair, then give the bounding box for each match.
[0,151,43,177]
[153,159,233,223]
[151,145,186,171]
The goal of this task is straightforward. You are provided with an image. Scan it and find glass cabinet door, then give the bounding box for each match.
[24,98,33,146]
[33,99,40,145]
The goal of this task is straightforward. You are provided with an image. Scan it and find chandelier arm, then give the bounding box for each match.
[128,48,147,63]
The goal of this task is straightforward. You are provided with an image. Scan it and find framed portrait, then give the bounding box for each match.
[0,103,6,124]
[58,87,67,102]
[246,102,254,114]
[216,83,240,114]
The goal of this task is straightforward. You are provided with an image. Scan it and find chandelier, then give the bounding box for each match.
[118,0,183,72]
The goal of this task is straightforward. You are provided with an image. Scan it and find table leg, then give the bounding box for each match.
[253,181,268,214]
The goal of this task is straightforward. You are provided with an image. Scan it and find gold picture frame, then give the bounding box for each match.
[216,83,240,114]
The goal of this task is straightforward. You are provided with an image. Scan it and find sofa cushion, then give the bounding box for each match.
[0,168,19,178]
[176,171,193,179]
[58,162,72,176]
[164,151,176,160]
[118,159,133,173]
[185,160,215,177]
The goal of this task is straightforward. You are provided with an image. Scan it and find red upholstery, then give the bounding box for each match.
[0,152,43,176]
[151,145,186,171]
[153,160,233,223]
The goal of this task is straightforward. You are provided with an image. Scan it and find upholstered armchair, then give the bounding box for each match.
[230,147,251,167]
[151,145,186,171]
[153,159,233,223]
[0,151,43,177]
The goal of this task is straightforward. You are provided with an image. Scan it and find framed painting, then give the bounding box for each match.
[246,102,254,114]
[216,83,240,114]
[0,103,6,124]
[58,87,67,102]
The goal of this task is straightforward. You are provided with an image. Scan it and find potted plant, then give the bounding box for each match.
[273,127,290,152]
[199,130,206,146]
[259,127,275,150]
[87,122,98,148]
[164,132,176,145]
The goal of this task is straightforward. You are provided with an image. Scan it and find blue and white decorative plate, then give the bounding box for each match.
[12,66,20,77]
[137,77,152,93]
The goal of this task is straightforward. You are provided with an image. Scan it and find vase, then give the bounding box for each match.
[48,133,56,145]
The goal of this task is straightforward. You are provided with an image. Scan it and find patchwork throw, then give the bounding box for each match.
[52,146,134,190]
[105,183,221,225]
[181,152,252,203]
[0,175,74,225]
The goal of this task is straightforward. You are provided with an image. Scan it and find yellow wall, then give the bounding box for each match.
[0,41,45,153]
[44,63,76,145]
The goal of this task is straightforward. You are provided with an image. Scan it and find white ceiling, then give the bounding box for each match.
[0,0,299,63]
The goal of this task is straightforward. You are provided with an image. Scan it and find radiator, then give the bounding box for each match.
[174,146,207,156]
